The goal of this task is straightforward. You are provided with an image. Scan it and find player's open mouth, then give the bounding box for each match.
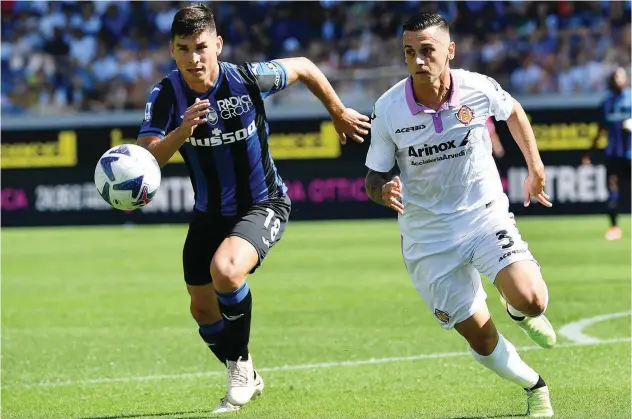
[188,68,204,74]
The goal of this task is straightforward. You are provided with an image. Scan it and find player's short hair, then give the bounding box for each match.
[170,3,216,40]
[402,13,449,33]
[608,67,626,92]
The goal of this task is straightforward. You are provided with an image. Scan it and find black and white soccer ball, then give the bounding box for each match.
[94,144,161,210]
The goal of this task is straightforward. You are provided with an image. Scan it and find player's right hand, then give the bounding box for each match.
[382,176,404,215]
[180,98,210,137]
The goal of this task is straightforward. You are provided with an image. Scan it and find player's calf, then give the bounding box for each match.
[456,309,544,390]
[199,320,228,365]
[187,284,230,364]
[211,236,259,361]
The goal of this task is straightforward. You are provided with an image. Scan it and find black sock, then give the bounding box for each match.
[608,192,619,227]
[216,282,252,361]
[527,375,546,391]
[199,319,228,365]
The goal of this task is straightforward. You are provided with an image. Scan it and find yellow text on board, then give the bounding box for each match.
[531,120,607,151]
[1,131,77,169]
[269,121,340,159]
[2,121,342,169]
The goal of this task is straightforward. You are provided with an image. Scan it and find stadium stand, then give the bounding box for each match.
[1,1,630,114]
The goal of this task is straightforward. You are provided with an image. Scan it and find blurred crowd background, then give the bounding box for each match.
[2,0,631,115]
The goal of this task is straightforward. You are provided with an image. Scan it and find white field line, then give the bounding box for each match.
[6,337,629,390]
[558,311,631,344]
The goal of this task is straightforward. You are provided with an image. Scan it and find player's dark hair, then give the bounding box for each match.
[608,67,624,92]
[402,13,449,33]
[170,3,216,40]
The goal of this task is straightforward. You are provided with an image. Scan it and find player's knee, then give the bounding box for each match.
[210,255,246,290]
[517,292,547,317]
[468,331,499,356]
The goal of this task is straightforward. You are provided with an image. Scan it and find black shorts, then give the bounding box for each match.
[183,195,291,286]
[606,156,631,181]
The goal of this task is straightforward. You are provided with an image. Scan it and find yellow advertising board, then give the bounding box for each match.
[1,130,77,169]
[531,121,607,151]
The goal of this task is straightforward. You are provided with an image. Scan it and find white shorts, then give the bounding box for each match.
[402,201,538,330]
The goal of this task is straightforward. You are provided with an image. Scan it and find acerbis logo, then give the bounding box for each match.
[407,137,469,158]
[217,95,253,119]
[498,249,526,262]
[266,62,281,89]
[185,121,256,147]
[395,124,426,134]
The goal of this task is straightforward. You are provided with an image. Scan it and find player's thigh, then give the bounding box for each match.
[228,195,291,272]
[470,212,538,285]
[470,214,546,313]
[607,162,620,191]
[403,240,487,330]
[182,211,230,286]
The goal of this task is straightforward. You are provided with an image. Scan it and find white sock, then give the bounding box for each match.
[507,304,526,318]
[471,334,539,389]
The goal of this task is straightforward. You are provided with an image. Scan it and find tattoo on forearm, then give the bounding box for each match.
[365,170,390,205]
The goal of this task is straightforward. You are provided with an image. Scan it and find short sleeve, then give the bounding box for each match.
[246,60,289,99]
[365,104,396,172]
[138,81,175,139]
[483,75,514,121]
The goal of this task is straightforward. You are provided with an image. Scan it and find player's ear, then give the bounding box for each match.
[216,35,223,56]
[448,41,455,60]
[169,40,175,59]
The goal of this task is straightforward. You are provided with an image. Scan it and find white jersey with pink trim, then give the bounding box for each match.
[365,69,515,243]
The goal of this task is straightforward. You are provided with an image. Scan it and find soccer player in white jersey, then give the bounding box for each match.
[365,13,555,418]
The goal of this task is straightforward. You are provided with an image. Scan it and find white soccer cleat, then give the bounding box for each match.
[211,397,240,414]
[226,355,264,406]
[500,295,557,349]
[526,386,554,417]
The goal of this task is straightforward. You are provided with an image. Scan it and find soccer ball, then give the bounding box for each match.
[94,144,161,210]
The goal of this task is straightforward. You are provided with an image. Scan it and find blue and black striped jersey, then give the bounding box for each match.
[138,61,289,216]
[602,86,631,159]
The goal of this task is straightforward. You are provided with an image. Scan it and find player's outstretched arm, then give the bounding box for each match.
[138,98,210,167]
[276,57,371,144]
[506,99,552,208]
[365,170,404,215]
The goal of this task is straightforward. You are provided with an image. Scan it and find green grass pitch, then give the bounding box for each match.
[2,215,630,419]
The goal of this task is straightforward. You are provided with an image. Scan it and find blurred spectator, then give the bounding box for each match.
[1,0,630,114]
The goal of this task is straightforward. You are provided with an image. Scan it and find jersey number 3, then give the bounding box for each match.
[495,230,515,249]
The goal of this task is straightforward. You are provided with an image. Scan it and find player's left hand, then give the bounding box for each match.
[332,108,371,145]
[523,170,552,208]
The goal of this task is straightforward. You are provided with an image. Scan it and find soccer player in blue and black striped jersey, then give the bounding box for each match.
[137,4,371,413]
[585,67,631,241]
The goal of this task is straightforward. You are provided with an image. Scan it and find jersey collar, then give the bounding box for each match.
[405,71,460,115]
